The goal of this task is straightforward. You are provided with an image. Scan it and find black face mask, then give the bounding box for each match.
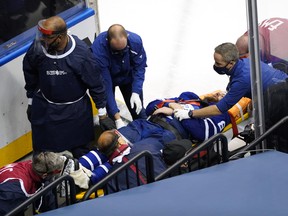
[47,35,61,53]
[110,46,128,56]
[213,62,230,75]
[41,35,60,53]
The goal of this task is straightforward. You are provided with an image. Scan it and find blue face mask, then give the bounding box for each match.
[213,63,230,75]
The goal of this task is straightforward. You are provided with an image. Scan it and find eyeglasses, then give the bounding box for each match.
[47,169,62,175]
[33,152,61,175]
[41,34,59,40]
[110,46,128,55]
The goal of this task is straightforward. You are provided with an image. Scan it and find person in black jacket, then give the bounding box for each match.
[23,16,115,158]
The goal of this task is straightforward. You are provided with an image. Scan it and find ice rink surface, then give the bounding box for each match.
[97,0,288,107]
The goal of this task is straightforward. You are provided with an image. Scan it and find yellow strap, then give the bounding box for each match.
[75,189,104,200]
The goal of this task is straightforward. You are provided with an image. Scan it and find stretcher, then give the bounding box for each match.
[10,115,288,216]
[77,95,253,199]
[8,98,258,214]
[9,91,256,213]
[199,90,253,153]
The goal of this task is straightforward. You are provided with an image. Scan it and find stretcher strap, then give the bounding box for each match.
[156,99,201,109]
[149,115,182,140]
[122,156,147,184]
[228,110,239,138]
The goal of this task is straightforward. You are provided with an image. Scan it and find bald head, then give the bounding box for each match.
[236,35,249,57]
[37,16,68,53]
[97,130,119,156]
[107,24,128,50]
[42,16,67,33]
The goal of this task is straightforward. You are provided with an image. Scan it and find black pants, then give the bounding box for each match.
[115,83,147,120]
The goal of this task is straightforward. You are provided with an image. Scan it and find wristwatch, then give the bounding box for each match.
[188,110,193,118]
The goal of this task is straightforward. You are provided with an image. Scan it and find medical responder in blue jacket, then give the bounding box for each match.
[174,42,288,121]
[23,16,115,158]
[91,24,148,129]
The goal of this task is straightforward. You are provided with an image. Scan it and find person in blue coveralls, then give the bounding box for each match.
[174,42,288,121]
[91,24,148,129]
[23,16,115,159]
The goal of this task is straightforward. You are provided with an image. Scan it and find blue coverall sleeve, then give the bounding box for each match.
[130,36,147,94]
[216,78,250,113]
[101,66,120,116]
[91,36,119,116]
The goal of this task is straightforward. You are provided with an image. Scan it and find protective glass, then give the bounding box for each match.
[35,19,66,52]
[37,19,66,38]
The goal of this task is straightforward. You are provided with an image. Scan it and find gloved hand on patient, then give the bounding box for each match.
[130,92,142,115]
[173,109,191,121]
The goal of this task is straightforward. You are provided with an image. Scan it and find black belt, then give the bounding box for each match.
[148,115,182,140]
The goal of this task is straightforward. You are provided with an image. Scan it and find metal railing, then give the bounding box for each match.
[156,133,229,181]
[6,117,287,214]
[229,116,288,159]
[5,174,77,216]
[82,150,155,201]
